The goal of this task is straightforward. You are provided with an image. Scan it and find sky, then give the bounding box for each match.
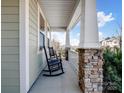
[51,0,122,46]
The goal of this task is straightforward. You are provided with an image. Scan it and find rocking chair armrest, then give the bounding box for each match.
[57,56,61,60]
[48,58,58,61]
[48,58,51,61]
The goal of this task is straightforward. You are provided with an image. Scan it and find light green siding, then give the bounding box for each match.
[29,0,45,87]
[1,0,20,93]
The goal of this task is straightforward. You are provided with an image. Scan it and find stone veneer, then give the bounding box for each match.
[78,49,103,93]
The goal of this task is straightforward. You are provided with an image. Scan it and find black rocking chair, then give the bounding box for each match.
[48,47,62,62]
[43,46,64,76]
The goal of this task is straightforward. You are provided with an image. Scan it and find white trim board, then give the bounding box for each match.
[37,3,50,29]
[19,0,30,93]
[67,0,81,31]
[37,4,40,53]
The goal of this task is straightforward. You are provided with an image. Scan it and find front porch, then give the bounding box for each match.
[1,0,103,93]
[29,60,81,93]
[22,0,103,92]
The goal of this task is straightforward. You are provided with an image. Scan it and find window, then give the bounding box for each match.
[38,13,45,50]
[48,38,50,47]
[39,32,45,50]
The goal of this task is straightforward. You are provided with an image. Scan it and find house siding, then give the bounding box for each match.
[29,0,45,87]
[1,0,20,93]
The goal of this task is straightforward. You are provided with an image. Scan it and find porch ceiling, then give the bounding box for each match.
[39,0,80,31]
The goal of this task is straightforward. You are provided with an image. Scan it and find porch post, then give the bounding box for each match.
[44,22,48,47]
[79,0,99,48]
[78,0,103,93]
[65,30,70,61]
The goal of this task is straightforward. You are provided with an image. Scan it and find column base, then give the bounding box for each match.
[78,48,103,93]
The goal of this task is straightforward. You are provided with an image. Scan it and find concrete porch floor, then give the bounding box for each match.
[28,61,82,93]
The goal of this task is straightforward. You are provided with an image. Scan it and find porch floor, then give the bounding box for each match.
[28,61,82,93]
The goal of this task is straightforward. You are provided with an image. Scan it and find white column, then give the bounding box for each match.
[79,0,99,48]
[44,22,48,47]
[65,30,70,48]
[19,0,29,93]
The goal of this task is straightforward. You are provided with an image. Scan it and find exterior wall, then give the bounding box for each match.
[112,40,119,47]
[101,38,120,48]
[29,0,46,87]
[1,0,20,93]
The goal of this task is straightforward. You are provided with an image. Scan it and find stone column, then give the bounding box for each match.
[65,30,70,61]
[78,0,103,93]
[78,49,103,93]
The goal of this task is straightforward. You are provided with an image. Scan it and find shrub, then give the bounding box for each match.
[103,47,122,93]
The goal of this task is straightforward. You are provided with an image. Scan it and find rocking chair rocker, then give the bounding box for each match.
[43,46,64,76]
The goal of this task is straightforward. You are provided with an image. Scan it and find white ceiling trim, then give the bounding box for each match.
[50,27,66,32]
[39,0,77,29]
[38,2,50,29]
[67,0,81,31]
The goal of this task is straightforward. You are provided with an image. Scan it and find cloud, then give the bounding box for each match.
[99,31,104,41]
[77,33,80,37]
[51,32,65,45]
[70,32,80,46]
[70,38,79,46]
[51,32,80,46]
[97,11,115,27]
[99,31,102,36]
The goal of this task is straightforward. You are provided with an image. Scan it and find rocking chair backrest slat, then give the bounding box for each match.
[49,47,55,56]
[48,47,56,58]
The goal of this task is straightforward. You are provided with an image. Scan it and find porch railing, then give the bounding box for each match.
[68,49,79,74]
